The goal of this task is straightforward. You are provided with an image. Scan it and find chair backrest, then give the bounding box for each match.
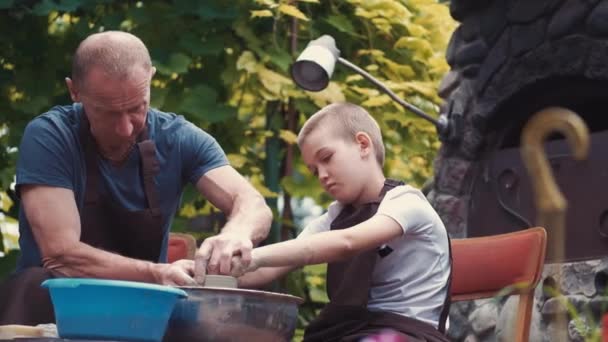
[167,233,198,263]
[450,227,547,342]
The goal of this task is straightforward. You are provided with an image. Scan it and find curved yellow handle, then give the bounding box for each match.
[520,107,590,262]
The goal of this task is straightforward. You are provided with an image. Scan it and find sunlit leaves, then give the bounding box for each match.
[362,94,391,108]
[257,67,294,101]
[305,82,345,108]
[250,10,273,18]
[394,37,434,60]
[236,51,258,73]
[0,0,456,257]
[279,129,298,145]
[227,154,248,168]
[0,0,459,323]
[278,4,309,21]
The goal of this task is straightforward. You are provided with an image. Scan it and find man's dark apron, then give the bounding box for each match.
[303,179,452,342]
[0,113,164,325]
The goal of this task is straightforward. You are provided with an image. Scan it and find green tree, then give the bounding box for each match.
[0,0,455,330]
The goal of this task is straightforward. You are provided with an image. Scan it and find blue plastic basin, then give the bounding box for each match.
[42,278,187,342]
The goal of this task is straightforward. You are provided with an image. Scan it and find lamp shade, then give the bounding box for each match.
[291,35,340,91]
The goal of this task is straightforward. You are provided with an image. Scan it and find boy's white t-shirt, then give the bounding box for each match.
[298,185,450,328]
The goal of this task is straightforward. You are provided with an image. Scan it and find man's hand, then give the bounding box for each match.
[152,259,196,286]
[194,232,253,284]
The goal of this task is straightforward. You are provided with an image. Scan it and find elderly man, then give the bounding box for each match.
[0,31,272,324]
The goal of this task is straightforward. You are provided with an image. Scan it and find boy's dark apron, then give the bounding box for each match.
[303,179,452,342]
[0,114,164,325]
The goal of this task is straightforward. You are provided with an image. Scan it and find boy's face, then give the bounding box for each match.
[300,125,371,204]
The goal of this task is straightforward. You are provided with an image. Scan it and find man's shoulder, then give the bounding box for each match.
[26,104,81,135]
[148,108,200,136]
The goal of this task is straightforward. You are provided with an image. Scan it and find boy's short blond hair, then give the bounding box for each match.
[297,102,385,166]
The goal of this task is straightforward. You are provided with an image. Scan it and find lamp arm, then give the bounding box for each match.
[337,57,448,134]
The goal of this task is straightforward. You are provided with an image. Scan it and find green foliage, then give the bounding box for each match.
[0,0,456,330]
[0,0,455,208]
[542,285,603,342]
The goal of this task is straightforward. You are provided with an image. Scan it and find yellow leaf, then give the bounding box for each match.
[357,49,385,57]
[378,57,416,79]
[306,82,345,107]
[345,74,363,83]
[254,0,277,7]
[0,192,13,213]
[227,153,248,168]
[279,129,298,145]
[278,4,309,21]
[308,275,324,286]
[258,87,281,101]
[371,17,392,35]
[236,51,258,73]
[250,176,279,198]
[354,7,374,19]
[365,64,379,72]
[384,80,436,97]
[351,0,412,27]
[179,203,197,218]
[298,0,319,3]
[256,66,293,99]
[284,87,308,99]
[394,37,433,58]
[406,22,428,37]
[362,94,391,107]
[250,10,274,18]
[350,86,380,97]
[402,81,437,99]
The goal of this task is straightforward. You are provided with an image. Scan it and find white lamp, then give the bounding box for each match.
[291,35,452,139]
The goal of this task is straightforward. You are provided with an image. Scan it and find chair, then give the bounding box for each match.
[167,233,198,263]
[450,227,547,342]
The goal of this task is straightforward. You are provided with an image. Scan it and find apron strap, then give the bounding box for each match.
[79,114,100,205]
[437,234,453,334]
[137,139,162,216]
[326,179,405,305]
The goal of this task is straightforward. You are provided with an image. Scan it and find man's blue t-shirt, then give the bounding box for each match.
[15,103,229,270]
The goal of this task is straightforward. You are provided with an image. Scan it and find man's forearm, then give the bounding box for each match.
[42,241,158,283]
[222,192,272,245]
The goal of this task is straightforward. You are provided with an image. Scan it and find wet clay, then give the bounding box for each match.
[202,275,238,288]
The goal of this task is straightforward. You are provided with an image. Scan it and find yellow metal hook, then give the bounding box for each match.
[521,106,590,262]
[520,107,589,341]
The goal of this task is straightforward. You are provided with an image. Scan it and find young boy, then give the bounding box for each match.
[233,102,451,342]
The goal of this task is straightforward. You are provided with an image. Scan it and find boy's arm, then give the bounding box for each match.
[251,215,403,269]
[237,266,296,288]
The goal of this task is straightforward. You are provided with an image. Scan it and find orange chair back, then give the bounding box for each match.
[450,227,547,342]
[167,233,197,263]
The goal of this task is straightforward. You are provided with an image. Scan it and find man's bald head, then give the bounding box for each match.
[71,31,152,88]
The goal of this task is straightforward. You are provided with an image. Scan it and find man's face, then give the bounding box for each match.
[300,126,367,204]
[67,66,154,154]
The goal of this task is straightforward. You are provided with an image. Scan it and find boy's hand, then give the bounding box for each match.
[229,255,260,278]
